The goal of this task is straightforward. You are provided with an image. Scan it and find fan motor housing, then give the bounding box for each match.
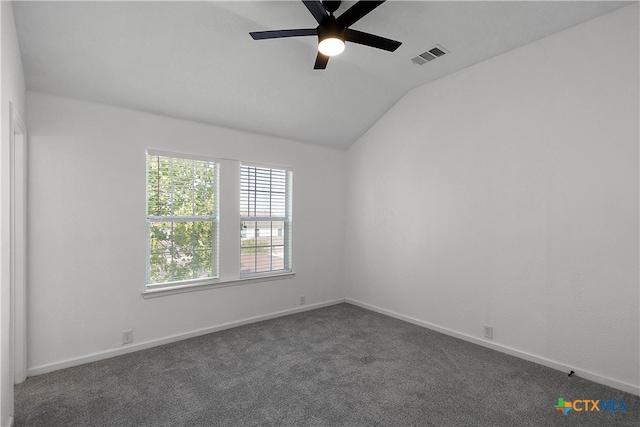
[318,20,345,43]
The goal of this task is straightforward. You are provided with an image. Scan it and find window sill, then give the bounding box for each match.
[141,272,296,299]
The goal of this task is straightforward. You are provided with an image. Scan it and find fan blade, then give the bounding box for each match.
[345,29,401,52]
[250,28,317,40]
[314,52,329,69]
[336,1,385,28]
[302,0,328,24]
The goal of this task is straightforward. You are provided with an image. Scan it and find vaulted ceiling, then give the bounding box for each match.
[13,1,632,149]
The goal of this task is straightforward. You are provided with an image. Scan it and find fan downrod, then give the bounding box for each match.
[322,1,341,16]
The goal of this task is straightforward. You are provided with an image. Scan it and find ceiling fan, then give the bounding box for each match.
[250,0,402,70]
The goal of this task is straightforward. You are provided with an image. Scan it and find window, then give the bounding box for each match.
[240,165,292,276]
[146,152,219,287]
[143,155,294,298]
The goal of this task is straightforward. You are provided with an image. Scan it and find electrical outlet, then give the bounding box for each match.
[300,295,306,305]
[122,330,133,345]
[484,325,493,340]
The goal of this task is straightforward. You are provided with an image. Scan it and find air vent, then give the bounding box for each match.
[419,52,437,61]
[411,44,450,65]
[428,46,447,57]
[411,56,429,65]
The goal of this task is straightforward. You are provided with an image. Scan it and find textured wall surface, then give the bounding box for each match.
[26,92,346,372]
[346,4,639,392]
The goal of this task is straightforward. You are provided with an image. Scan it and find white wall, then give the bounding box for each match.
[25,91,346,373]
[346,4,639,394]
[1,1,26,425]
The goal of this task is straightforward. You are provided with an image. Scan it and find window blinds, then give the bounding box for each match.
[240,165,292,276]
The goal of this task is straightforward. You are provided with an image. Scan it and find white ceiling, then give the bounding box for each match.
[13,1,632,149]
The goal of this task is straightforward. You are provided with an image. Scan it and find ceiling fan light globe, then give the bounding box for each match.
[318,37,345,56]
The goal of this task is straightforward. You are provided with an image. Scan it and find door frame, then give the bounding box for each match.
[10,102,27,384]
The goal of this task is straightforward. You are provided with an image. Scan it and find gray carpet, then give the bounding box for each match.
[15,303,639,426]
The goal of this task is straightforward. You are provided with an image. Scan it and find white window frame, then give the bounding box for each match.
[142,155,295,298]
[145,150,220,291]
[240,163,293,277]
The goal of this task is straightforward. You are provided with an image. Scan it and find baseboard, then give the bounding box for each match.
[27,298,345,377]
[26,297,639,396]
[345,298,640,396]
[4,415,14,427]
